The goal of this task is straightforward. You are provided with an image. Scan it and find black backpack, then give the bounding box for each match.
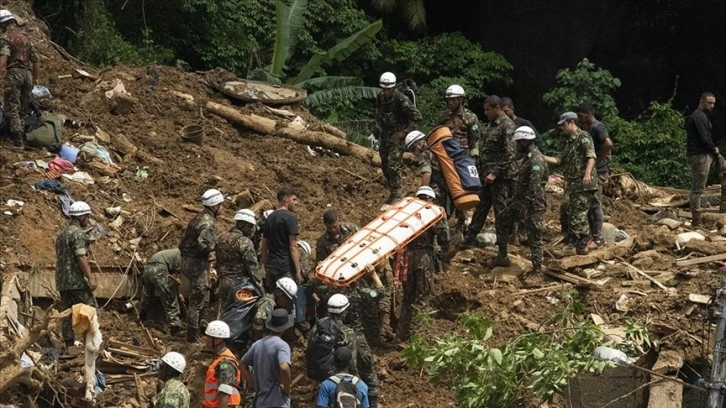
[397,79,418,107]
[329,375,361,408]
[306,317,341,382]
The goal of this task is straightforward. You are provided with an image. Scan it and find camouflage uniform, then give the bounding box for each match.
[511,145,548,271]
[437,107,483,151]
[154,377,190,408]
[55,218,97,345]
[398,214,449,342]
[178,208,217,340]
[217,227,264,305]
[466,113,517,245]
[0,29,39,145]
[308,315,358,374]
[558,130,599,244]
[139,248,182,329]
[252,293,275,333]
[375,91,421,197]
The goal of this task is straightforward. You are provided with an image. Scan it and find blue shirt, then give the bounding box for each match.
[242,335,292,408]
[316,374,369,408]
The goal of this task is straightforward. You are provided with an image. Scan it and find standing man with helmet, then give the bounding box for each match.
[203,320,242,408]
[438,84,482,157]
[139,248,183,335]
[686,92,719,226]
[508,127,548,277]
[55,201,97,347]
[179,188,223,343]
[398,186,449,342]
[252,277,297,340]
[155,351,190,408]
[374,71,422,204]
[217,208,263,305]
[462,95,516,267]
[261,186,303,292]
[0,10,39,149]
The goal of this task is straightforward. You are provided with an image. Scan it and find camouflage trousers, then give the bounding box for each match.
[59,289,97,345]
[180,257,209,335]
[466,178,513,244]
[397,250,433,341]
[525,209,545,269]
[379,136,404,191]
[561,190,594,240]
[5,67,32,137]
[689,154,720,212]
[354,330,379,397]
[587,172,609,239]
[140,265,181,328]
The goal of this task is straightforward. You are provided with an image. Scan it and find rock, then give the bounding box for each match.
[647,380,682,408]
[652,349,685,374]
[631,257,654,269]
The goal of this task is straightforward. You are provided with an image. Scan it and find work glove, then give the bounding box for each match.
[469,147,479,157]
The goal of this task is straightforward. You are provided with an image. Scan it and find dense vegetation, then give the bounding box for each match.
[35,0,695,188]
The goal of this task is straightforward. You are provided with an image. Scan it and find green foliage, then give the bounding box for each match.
[403,291,650,407]
[74,0,146,66]
[271,0,309,76]
[371,0,427,32]
[542,58,621,120]
[610,100,690,188]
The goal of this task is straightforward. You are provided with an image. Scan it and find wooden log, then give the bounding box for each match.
[18,269,136,299]
[205,101,416,168]
[111,133,165,165]
[548,244,631,270]
[617,258,674,293]
[676,252,726,266]
[543,269,602,287]
[512,283,572,297]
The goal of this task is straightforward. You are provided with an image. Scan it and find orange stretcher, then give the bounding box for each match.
[427,126,481,211]
[314,197,445,287]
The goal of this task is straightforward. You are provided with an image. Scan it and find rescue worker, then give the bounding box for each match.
[462,95,516,268]
[544,112,598,255]
[508,127,548,277]
[397,186,449,342]
[179,188,222,342]
[217,209,263,305]
[252,277,297,340]
[438,84,482,156]
[374,71,422,204]
[55,201,97,347]
[155,351,190,408]
[261,186,303,291]
[0,10,39,149]
[203,320,242,408]
[139,248,183,334]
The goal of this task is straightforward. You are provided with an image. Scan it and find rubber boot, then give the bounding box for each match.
[460,233,477,249]
[489,243,511,267]
[385,189,402,204]
[11,132,23,149]
[379,311,395,342]
[576,237,589,255]
[186,328,199,343]
[692,210,702,228]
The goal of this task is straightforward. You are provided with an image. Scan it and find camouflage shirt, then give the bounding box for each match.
[155,378,190,408]
[314,223,360,264]
[417,148,441,176]
[55,218,90,291]
[375,90,421,138]
[0,29,39,71]
[309,315,358,373]
[477,113,517,179]
[216,354,239,393]
[253,293,275,332]
[178,208,217,259]
[437,107,483,149]
[514,146,548,212]
[558,129,599,193]
[408,213,449,253]
[216,228,263,282]
[146,248,181,273]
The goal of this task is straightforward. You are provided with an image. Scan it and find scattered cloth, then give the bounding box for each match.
[48,156,75,174]
[33,179,65,193]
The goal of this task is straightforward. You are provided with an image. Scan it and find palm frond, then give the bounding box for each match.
[286,0,308,61]
[400,0,427,32]
[303,86,381,108]
[295,76,363,90]
[371,0,398,13]
[271,0,309,76]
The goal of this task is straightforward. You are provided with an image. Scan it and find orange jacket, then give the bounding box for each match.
[203,348,242,407]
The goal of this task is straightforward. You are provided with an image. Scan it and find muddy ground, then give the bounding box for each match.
[0,2,724,407]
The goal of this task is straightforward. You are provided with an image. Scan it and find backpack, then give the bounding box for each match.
[397,78,418,107]
[306,317,341,382]
[329,375,361,408]
[25,111,64,152]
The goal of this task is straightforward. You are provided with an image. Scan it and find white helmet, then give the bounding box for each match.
[445,85,465,98]
[0,10,15,25]
[263,209,274,220]
[69,201,92,217]
[276,277,298,299]
[234,208,257,225]
[201,189,224,207]
[328,293,350,314]
[513,126,536,141]
[204,320,230,339]
[161,351,187,374]
[297,240,311,257]
[416,186,436,200]
[379,72,396,89]
[405,130,426,151]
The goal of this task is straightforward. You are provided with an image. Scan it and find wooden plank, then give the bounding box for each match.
[18,269,137,299]
[512,283,572,297]
[108,339,156,354]
[543,269,601,287]
[688,294,711,304]
[616,258,674,293]
[107,347,155,359]
[676,252,726,267]
[143,327,161,352]
[548,244,630,270]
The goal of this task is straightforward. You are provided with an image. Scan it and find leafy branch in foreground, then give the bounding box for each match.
[403,291,649,407]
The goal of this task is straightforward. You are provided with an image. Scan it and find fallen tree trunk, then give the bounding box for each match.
[111,132,165,166]
[206,101,415,168]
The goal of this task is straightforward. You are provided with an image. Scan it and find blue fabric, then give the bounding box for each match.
[316,374,369,408]
[242,335,292,408]
[441,137,481,191]
[33,179,65,193]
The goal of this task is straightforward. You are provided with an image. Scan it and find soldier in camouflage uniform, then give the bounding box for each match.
[155,352,190,408]
[544,112,598,255]
[374,72,422,204]
[139,248,183,334]
[252,277,297,340]
[308,294,359,374]
[508,127,548,276]
[179,189,222,343]
[398,186,449,342]
[0,11,39,149]
[217,209,264,306]
[462,96,517,267]
[55,201,97,347]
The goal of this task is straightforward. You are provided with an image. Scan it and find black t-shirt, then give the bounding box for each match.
[263,209,299,272]
[589,120,610,173]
